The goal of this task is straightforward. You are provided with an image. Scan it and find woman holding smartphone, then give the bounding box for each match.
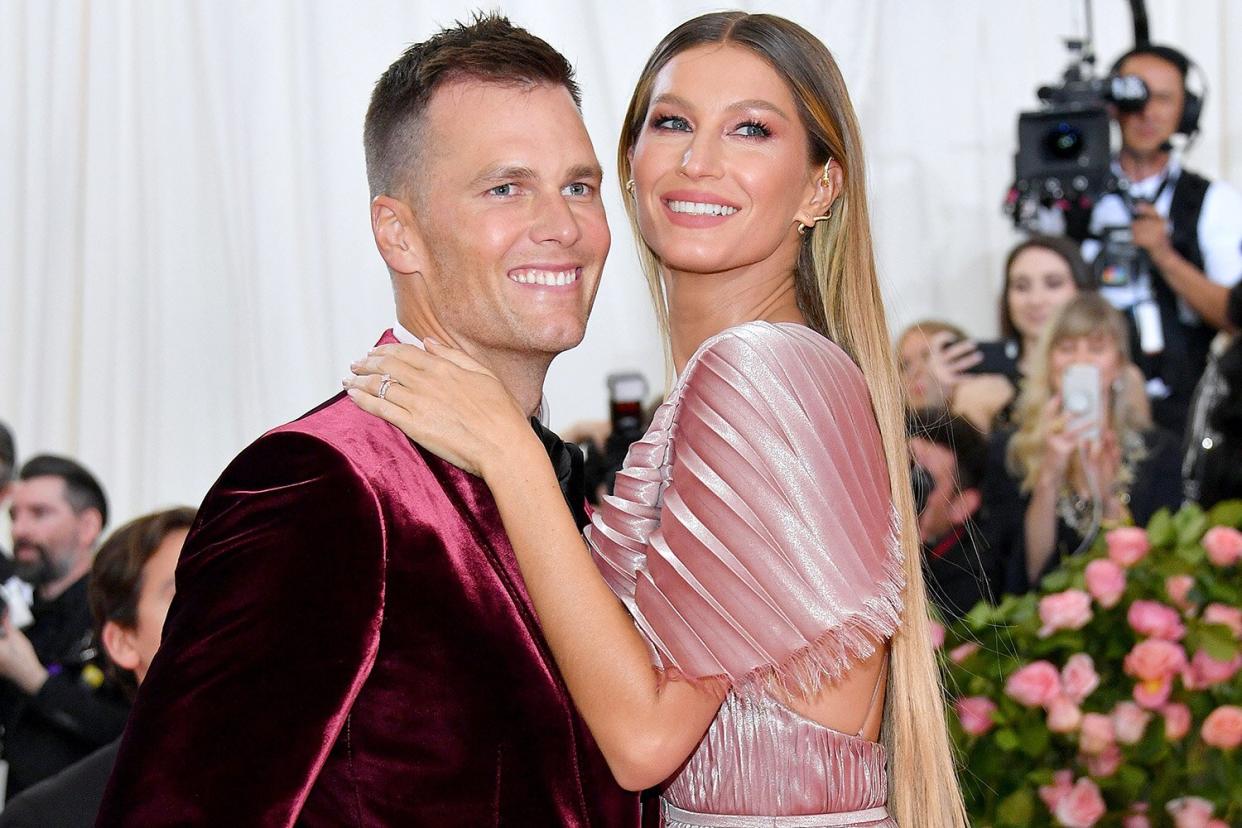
[985,293,1182,591]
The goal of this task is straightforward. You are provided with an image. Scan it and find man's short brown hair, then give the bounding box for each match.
[88,507,197,691]
[363,12,581,200]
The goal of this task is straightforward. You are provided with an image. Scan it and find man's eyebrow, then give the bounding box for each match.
[566,163,603,182]
[651,93,791,121]
[471,165,539,187]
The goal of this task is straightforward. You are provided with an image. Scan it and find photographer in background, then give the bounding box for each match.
[1,456,128,798]
[0,507,195,827]
[907,409,997,622]
[0,424,14,565]
[1055,45,1242,437]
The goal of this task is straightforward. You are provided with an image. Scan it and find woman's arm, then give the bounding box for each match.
[345,342,722,791]
[482,439,723,790]
[1024,471,1060,584]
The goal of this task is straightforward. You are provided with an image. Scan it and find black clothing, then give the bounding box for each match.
[0,577,128,798]
[922,521,997,622]
[983,427,1184,595]
[0,739,117,826]
[532,418,590,530]
[1130,169,1213,437]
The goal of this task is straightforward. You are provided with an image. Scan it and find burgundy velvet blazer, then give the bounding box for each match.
[96,331,637,827]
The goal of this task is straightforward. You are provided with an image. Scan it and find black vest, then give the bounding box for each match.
[1129,168,1211,438]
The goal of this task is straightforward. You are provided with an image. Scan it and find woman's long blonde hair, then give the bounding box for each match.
[618,13,966,826]
[1008,293,1148,491]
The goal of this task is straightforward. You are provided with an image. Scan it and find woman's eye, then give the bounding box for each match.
[733,121,771,138]
[563,182,593,197]
[652,114,690,131]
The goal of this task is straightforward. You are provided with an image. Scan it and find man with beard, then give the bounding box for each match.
[0,455,128,798]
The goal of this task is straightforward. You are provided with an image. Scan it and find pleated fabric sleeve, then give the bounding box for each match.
[586,322,904,698]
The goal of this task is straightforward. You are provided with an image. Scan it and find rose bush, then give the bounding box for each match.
[942,501,1242,827]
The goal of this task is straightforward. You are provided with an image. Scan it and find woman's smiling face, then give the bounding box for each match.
[629,43,821,276]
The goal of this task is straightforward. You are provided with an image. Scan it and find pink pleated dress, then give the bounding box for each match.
[586,322,904,828]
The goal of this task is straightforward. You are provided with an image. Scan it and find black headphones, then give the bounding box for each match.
[1110,44,1206,139]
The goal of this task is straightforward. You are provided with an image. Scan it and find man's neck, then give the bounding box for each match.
[39,557,91,602]
[1119,147,1171,183]
[395,314,549,419]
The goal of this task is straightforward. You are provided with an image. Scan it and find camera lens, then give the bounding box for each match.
[1042,122,1083,160]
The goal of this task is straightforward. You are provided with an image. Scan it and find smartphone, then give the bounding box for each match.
[961,340,1016,376]
[1061,363,1101,441]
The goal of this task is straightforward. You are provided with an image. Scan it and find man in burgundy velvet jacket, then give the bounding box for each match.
[96,15,637,827]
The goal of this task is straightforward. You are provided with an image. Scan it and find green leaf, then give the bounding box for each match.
[996,788,1036,827]
[1040,569,1072,592]
[1207,499,1242,529]
[1018,721,1051,758]
[1197,623,1241,661]
[1147,508,1175,547]
[1113,764,1147,802]
[1174,504,1209,547]
[964,601,995,631]
[994,728,1020,752]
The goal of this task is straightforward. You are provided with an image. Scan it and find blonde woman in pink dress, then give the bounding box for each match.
[346,12,966,827]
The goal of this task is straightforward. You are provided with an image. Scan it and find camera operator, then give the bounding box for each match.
[1048,45,1242,438]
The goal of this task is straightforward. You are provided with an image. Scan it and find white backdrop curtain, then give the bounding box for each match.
[2,0,1239,527]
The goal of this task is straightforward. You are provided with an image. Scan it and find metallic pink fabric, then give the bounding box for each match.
[587,322,902,826]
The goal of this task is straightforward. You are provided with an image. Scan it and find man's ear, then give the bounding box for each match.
[371,195,425,276]
[101,620,140,673]
[950,487,982,525]
[793,158,844,231]
[77,508,103,551]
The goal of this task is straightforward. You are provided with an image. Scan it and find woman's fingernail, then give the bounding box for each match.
[425,336,442,347]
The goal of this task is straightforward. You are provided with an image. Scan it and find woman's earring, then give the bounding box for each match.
[796,209,834,236]
[625,179,635,194]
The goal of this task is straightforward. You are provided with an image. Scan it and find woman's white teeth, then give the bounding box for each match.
[667,200,737,216]
[509,268,579,286]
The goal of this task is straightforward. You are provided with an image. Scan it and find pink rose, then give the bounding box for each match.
[1207,821,1229,828]
[1123,815,1152,828]
[1084,742,1122,778]
[1128,600,1186,641]
[1047,695,1082,733]
[949,641,980,663]
[1165,575,1195,610]
[1061,654,1100,704]
[1185,650,1242,689]
[1161,702,1192,740]
[1124,639,1188,708]
[929,620,945,649]
[1202,526,1242,567]
[955,696,996,736]
[1054,777,1107,828]
[1085,558,1127,608]
[1038,589,1093,638]
[1167,797,1216,828]
[1203,603,1242,637]
[1106,526,1150,567]
[1038,769,1075,812]
[1006,661,1062,708]
[1078,712,1115,754]
[1112,702,1153,744]
[1201,705,1242,750]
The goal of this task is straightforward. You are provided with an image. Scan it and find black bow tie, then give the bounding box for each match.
[530,418,590,531]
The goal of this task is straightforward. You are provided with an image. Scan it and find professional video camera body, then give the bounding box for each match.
[1006,0,1152,234]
